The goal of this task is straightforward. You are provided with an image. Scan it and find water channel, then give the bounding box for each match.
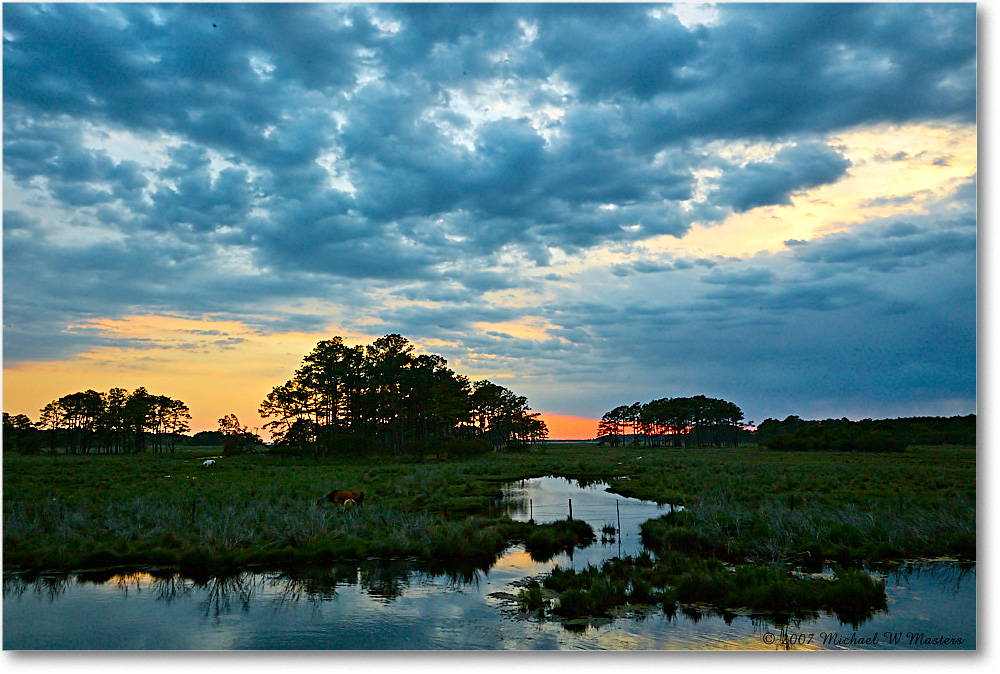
[2,477,976,650]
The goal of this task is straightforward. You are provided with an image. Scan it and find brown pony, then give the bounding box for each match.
[320,489,364,506]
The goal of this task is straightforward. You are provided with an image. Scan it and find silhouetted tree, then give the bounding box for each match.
[34,387,190,454]
[2,412,39,454]
[260,334,546,456]
[218,413,259,455]
[599,395,747,448]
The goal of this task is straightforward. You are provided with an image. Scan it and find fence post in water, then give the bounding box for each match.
[569,498,573,520]
[530,499,533,521]
[616,499,621,535]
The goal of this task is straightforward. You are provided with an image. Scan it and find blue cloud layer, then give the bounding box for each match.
[3,3,977,422]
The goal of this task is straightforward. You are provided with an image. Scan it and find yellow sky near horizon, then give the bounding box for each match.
[0,313,601,439]
[2,332,602,439]
[659,123,976,259]
[2,314,334,436]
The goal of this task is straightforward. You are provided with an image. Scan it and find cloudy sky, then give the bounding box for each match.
[2,2,977,438]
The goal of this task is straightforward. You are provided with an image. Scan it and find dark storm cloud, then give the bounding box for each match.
[4,2,975,257]
[789,218,976,272]
[629,2,975,148]
[610,256,711,278]
[703,266,776,288]
[4,120,149,206]
[2,2,371,156]
[2,3,977,422]
[530,2,701,101]
[144,144,258,233]
[713,143,852,212]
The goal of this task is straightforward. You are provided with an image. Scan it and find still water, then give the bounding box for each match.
[2,477,976,650]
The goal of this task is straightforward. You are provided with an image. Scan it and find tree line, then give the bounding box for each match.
[3,334,548,458]
[755,414,976,452]
[597,395,748,447]
[259,334,548,457]
[4,388,191,454]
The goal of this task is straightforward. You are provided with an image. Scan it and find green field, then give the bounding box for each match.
[2,443,975,620]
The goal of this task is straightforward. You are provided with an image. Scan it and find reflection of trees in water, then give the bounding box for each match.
[151,574,195,605]
[112,572,147,597]
[3,574,71,602]
[359,559,412,601]
[5,552,540,618]
[2,559,494,615]
[422,559,489,590]
[573,477,610,489]
[888,560,975,595]
[680,606,704,623]
[501,478,613,517]
[271,558,491,606]
[271,564,357,605]
[271,561,411,604]
[195,573,259,621]
[750,620,811,651]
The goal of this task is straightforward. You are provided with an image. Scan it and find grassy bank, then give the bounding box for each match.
[532,554,889,628]
[3,444,974,586]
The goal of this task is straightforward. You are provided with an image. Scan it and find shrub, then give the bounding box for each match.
[553,588,591,618]
[524,519,595,561]
[641,516,714,556]
[824,569,887,626]
[518,579,548,614]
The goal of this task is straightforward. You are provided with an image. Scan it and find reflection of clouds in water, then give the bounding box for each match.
[491,546,554,577]
[2,560,976,649]
[502,476,676,567]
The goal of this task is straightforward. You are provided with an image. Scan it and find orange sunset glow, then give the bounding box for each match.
[537,413,599,441]
[2,312,600,440]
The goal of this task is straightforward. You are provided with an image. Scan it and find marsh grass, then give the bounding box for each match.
[542,554,887,625]
[3,444,975,576]
[522,519,595,561]
[640,488,974,566]
[517,578,549,614]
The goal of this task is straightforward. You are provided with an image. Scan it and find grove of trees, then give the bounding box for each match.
[19,387,192,454]
[259,334,547,456]
[597,395,748,448]
[2,412,40,454]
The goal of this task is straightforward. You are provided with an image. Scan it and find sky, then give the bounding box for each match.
[1,2,978,440]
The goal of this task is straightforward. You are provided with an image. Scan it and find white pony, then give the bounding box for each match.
[201,459,217,469]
